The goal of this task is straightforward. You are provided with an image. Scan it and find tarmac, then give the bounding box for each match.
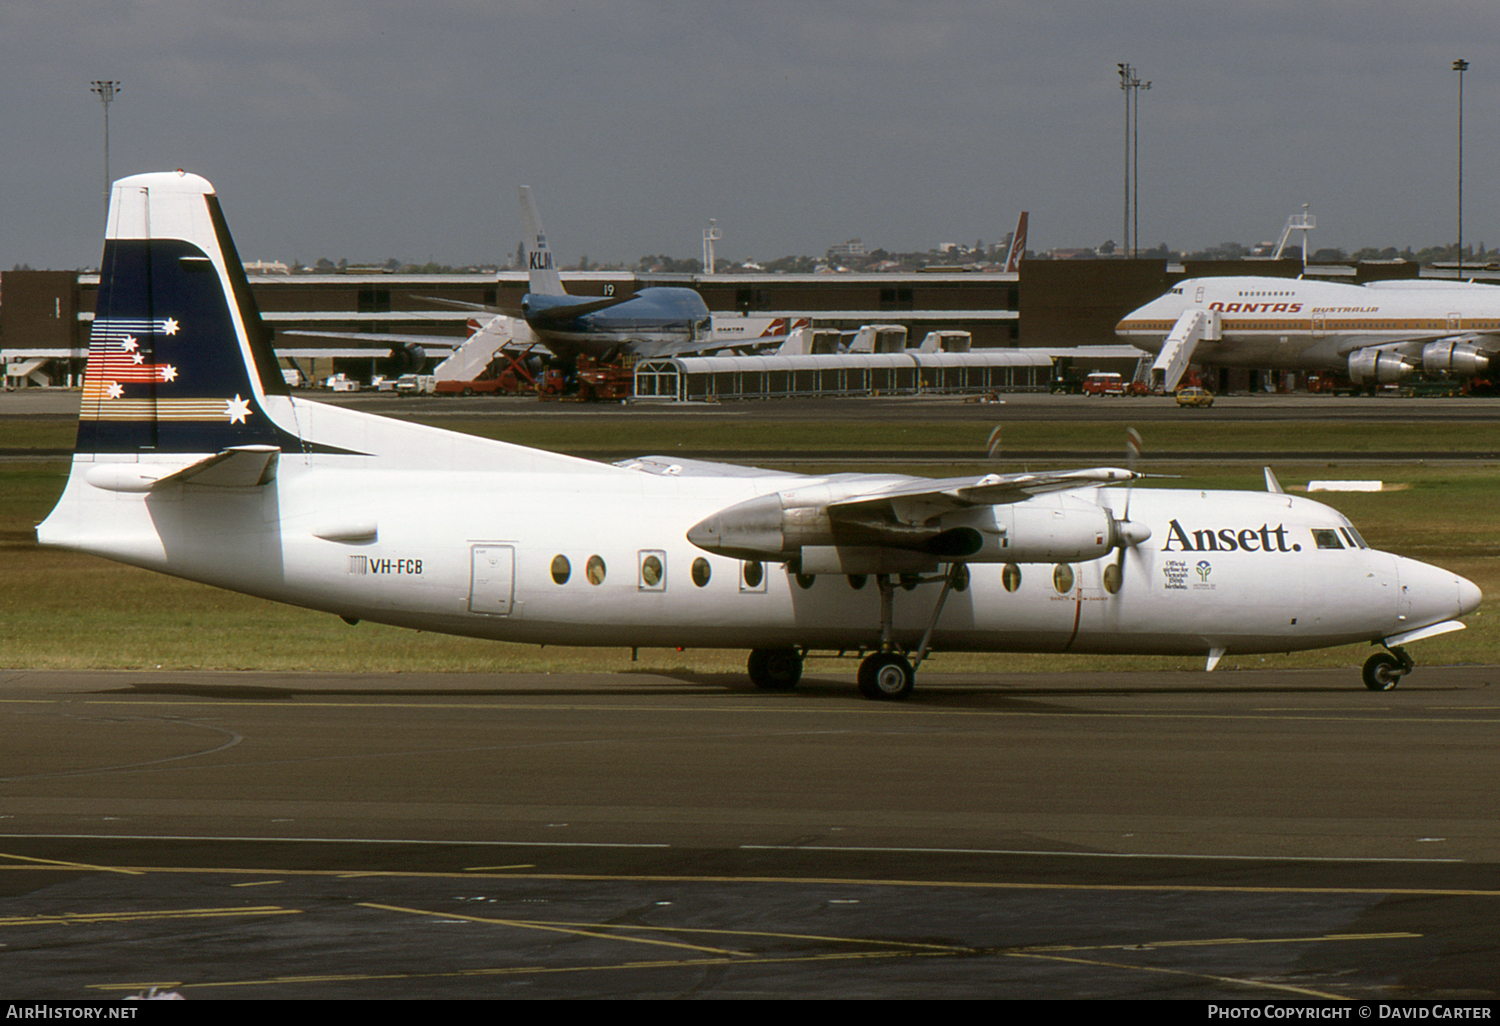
[2,665,1499,999]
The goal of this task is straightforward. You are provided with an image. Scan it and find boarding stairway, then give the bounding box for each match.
[3,357,51,388]
[433,319,515,383]
[1150,308,1219,392]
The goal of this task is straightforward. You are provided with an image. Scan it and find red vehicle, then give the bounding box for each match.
[538,356,633,403]
[1080,372,1126,396]
[1306,372,1359,396]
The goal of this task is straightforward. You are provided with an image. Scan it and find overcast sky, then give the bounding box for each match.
[2,1,1495,271]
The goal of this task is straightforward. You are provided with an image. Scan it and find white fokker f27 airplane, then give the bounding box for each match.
[1117,275,1500,390]
[39,173,1481,698]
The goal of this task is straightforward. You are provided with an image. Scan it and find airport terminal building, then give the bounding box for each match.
[1,256,1419,393]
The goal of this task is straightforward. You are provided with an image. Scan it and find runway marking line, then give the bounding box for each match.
[0,850,144,875]
[14,697,1500,728]
[1018,931,1420,953]
[0,905,299,926]
[4,861,1500,898]
[364,902,967,953]
[80,928,1413,998]
[1003,950,1345,1000]
[362,902,753,956]
[88,950,936,993]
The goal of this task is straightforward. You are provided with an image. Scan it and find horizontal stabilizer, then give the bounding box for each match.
[83,445,280,492]
[133,445,280,489]
[158,445,280,488]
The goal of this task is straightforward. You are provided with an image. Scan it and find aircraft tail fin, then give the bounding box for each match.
[1003,212,1028,273]
[518,185,567,297]
[76,171,290,457]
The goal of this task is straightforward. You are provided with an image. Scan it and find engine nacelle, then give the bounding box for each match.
[1422,340,1491,377]
[686,490,1143,567]
[1347,349,1415,386]
[932,495,1118,564]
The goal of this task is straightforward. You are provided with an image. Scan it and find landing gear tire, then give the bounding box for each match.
[748,647,802,690]
[858,652,915,701]
[1362,652,1404,692]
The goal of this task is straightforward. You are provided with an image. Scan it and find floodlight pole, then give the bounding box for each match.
[1118,64,1131,256]
[1118,64,1149,258]
[1453,59,1468,278]
[90,80,121,211]
[1133,73,1150,259]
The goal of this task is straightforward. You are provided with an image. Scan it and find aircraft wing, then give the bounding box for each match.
[523,294,636,330]
[282,328,553,358]
[416,296,518,317]
[280,329,459,349]
[627,335,777,359]
[616,455,793,478]
[683,466,1147,564]
[826,467,1139,518]
[1334,333,1500,356]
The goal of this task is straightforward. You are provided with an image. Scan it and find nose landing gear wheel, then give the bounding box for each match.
[858,652,915,700]
[1362,652,1404,691]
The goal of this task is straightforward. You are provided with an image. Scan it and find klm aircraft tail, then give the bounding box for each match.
[78,170,291,457]
[518,185,567,297]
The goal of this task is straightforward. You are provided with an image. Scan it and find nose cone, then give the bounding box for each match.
[1400,557,1483,625]
[1459,574,1483,616]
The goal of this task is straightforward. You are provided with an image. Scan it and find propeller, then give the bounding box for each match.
[1105,427,1151,594]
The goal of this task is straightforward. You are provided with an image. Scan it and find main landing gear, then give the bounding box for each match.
[1362,645,1414,692]
[746,565,967,702]
[747,647,803,691]
[858,651,915,700]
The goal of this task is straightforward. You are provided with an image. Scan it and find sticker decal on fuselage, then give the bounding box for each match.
[368,557,424,575]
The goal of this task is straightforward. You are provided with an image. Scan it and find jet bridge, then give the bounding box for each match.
[1151,308,1219,391]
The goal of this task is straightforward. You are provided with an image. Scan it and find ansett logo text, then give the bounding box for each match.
[1161,520,1301,553]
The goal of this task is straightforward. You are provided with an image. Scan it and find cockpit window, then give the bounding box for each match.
[1311,529,1344,550]
[1341,525,1369,549]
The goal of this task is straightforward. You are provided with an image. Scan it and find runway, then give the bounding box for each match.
[3,666,1499,999]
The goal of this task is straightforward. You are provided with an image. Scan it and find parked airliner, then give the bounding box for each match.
[1116,275,1500,388]
[37,173,1481,698]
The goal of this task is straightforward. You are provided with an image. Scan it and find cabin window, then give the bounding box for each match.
[1311,529,1344,550]
[586,555,607,585]
[1002,563,1021,592]
[550,555,571,585]
[1102,562,1122,594]
[795,571,815,590]
[691,557,712,587]
[741,560,765,591]
[639,551,666,590]
[847,574,867,590]
[1053,563,1075,594]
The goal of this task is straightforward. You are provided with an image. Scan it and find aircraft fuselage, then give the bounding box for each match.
[521,288,712,361]
[1116,275,1500,370]
[39,433,1474,660]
